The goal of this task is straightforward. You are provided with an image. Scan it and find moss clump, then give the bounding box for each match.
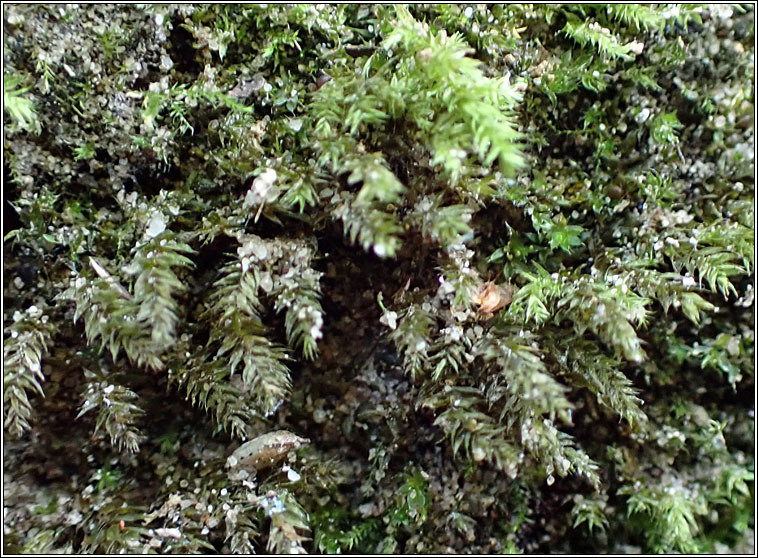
[3,4,754,554]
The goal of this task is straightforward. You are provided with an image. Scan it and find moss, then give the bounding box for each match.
[3,4,754,554]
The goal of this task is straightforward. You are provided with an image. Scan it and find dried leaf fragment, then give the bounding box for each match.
[226,430,310,471]
[471,281,515,318]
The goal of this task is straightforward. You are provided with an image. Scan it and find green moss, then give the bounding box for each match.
[3,4,754,554]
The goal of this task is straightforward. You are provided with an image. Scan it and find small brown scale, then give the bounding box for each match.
[226,430,310,472]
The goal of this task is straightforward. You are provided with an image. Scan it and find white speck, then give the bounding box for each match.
[262,495,285,516]
[711,5,732,19]
[145,213,166,239]
[313,408,328,423]
[288,118,303,132]
[379,310,398,330]
[160,55,174,71]
[636,108,651,123]
[65,510,84,525]
[251,168,278,202]
[103,385,115,394]
[629,40,645,55]
[287,468,301,482]
[594,303,606,320]
[546,475,555,486]
[259,272,273,292]
[309,323,323,340]
[265,399,284,418]
[155,528,181,539]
